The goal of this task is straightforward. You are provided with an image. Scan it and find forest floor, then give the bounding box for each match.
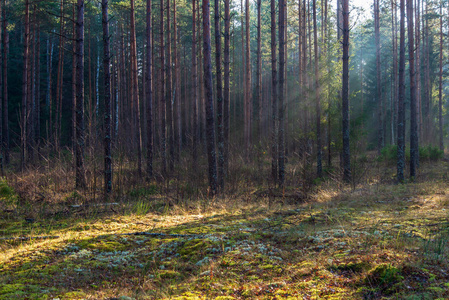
[1,158,449,299]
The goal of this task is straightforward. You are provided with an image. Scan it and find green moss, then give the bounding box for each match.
[179,239,208,257]
[364,264,404,294]
[158,270,183,280]
[329,261,371,273]
[79,239,127,252]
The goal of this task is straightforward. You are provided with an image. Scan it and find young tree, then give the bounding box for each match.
[202,0,218,195]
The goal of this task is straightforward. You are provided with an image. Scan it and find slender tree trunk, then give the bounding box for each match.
[407,0,418,178]
[102,0,112,194]
[146,0,153,177]
[173,0,181,162]
[244,0,251,151]
[192,0,198,167]
[72,4,76,150]
[278,0,286,185]
[397,0,405,182]
[256,0,262,139]
[75,0,86,189]
[56,0,65,149]
[160,0,167,176]
[313,0,322,178]
[415,0,421,142]
[270,0,278,183]
[214,0,224,191]
[35,22,41,157]
[130,0,143,175]
[438,2,443,151]
[166,0,174,173]
[2,0,8,165]
[21,0,30,167]
[224,0,230,175]
[202,0,218,195]
[375,0,383,153]
[391,0,398,144]
[342,0,350,182]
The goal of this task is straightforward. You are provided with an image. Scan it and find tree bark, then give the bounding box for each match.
[278,0,286,185]
[75,0,86,189]
[313,0,322,178]
[407,0,418,178]
[244,0,252,151]
[2,0,8,165]
[192,0,198,167]
[438,2,443,151]
[102,0,112,194]
[342,0,350,182]
[202,0,218,195]
[146,0,153,177]
[397,0,405,182]
[214,0,224,191]
[374,0,383,153]
[270,0,278,183]
[21,0,30,167]
[223,0,230,176]
[130,0,143,176]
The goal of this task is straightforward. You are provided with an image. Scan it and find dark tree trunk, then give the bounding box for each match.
[214,0,224,191]
[342,0,350,182]
[391,0,398,144]
[202,0,218,195]
[2,0,8,165]
[72,4,76,150]
[173,0,181,162]
[21,0,30,167]
[397,0,405,182]
[256,0,262,138]
[407,0,418,178]
[278,0,286,185]
[438,3,443,151]
[146,0,153,177]
[223,0,230,175]
[102,0,112,194]
[160,0,167,176]
[192,0,198,167]
[244,0,251,151]
[270,0,278,183]
[166,0,174,173]
[75,0,86,189]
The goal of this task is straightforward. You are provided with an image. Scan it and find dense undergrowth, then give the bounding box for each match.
[1,151,449,299]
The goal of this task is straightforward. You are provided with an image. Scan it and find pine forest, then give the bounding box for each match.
[1,0,449,298]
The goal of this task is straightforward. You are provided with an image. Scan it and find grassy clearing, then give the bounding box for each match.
[1,158,449,299]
